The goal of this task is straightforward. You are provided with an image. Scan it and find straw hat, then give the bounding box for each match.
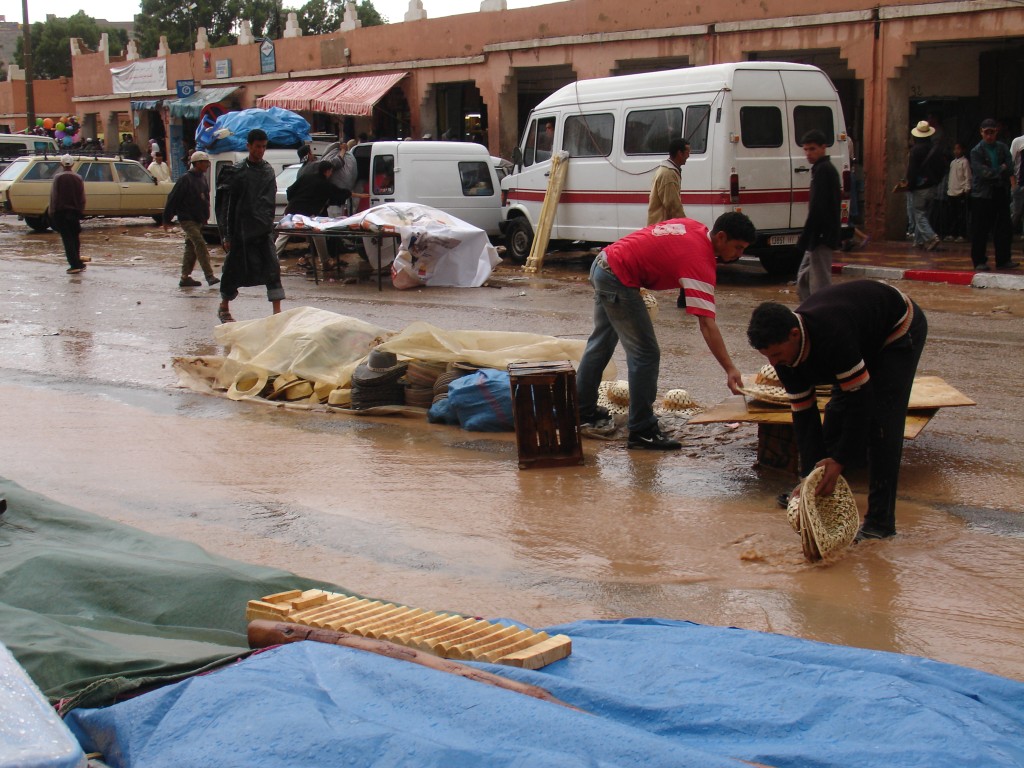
[268,376,315,401]
[662,389,696,410]
[911,120,935,138]
[740,363,790,406]
[787,466,859,562]
[225,369,270,400]
[597,380,630,415]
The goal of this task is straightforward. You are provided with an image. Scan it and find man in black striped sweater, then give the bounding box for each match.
[746,280,928,540]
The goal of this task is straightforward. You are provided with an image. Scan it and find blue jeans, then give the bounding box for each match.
[910,187,937,245]
[575,256,660,434]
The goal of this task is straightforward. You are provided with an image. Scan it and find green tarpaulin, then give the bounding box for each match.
[0,476,354,714]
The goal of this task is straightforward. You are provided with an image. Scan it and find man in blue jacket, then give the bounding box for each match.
[969,118,1019,271]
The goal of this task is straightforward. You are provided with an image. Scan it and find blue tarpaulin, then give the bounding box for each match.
[196,106,310,153]
[66,619,1024,768]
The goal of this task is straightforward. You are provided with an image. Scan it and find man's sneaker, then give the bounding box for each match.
[580,405,611,428]
[996,260,1021,270]
[854,525,895,543]
[627,426,681,451]
[924,236,941,252]
[207,275,221,286]
[66,267,85,274]
[179,276,203,287]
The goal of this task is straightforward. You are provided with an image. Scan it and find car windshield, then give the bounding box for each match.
[0,158,29,181]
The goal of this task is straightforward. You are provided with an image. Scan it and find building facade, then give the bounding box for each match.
[9,0,1024,237]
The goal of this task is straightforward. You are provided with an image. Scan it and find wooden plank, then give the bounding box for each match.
[498,634,572,670]
[523,151,569,273]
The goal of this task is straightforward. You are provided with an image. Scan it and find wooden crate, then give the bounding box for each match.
[507,361,584,470]
[247,589,572,670]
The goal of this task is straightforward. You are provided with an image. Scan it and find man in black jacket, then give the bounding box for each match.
[795,130,841,301]
[747,280,928,541]
[215,129,283,324]
[904,120,944,252]
[284,160,351,273]
[163,150,218,288]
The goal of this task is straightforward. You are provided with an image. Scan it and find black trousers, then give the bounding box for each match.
[822,304,928,536]
[51,211,83,269]
[970,187,1012,267]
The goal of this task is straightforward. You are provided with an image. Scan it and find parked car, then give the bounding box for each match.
[0,155,169,231]
[0,134,60,176]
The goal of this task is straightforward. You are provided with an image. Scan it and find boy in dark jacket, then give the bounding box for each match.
[795,130,841,301]
[284,160,351,273]
[163,150,218,287]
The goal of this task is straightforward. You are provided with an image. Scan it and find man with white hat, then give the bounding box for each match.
[49,154,87,274]
[904,120,944,252]
[163,150,219,288]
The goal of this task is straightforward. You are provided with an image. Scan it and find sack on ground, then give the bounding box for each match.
[448,369,514,432]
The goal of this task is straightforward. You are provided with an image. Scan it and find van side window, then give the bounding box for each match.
[684,105,711,154]
[458,161,494,196]
[624,108,683,155]
[0,142,20,159]
[793,106,835,145]
[535,118,556,162]
[372,155,395,195]
[24,161,62,180]
[739,107,783,148]
[523,121,539,167]
[563,114,614,157]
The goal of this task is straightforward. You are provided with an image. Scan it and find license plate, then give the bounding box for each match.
[768,234,799,246]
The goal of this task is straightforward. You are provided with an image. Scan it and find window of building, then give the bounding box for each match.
[793,106,835,145]
[739,106,783,148]
[563,113,614,157]
[624,108,683,155]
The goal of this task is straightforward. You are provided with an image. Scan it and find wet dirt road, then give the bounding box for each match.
[1,218,1023,681]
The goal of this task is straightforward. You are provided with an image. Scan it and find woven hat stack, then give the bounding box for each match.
[403,360,447,409]
[786,465,859,562]
[740,363,790,406]
[268,373,315,402]
[350,349,408,409]
[431,363,474,405]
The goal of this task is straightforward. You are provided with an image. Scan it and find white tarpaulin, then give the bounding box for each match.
[111,60,167,94]
[279,203,501,289]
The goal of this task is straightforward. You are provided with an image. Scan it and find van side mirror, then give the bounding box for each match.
[512,146,523,168]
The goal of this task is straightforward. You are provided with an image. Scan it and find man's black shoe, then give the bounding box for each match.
[854,526,896,543]
[580,405,611,428]
[627,427,681,451]
[996,260,1020,270]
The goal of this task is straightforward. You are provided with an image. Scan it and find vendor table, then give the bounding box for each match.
[274,226,400,291]
[689,376,975,473]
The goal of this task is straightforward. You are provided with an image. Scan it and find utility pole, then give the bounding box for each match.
[21,0,35,130]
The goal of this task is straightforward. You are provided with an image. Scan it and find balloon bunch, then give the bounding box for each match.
[32,115,82,147]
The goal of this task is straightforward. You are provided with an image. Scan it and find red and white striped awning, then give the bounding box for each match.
[312,72,407,117]
[257,79,342,112]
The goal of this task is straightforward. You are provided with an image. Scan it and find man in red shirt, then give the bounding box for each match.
[576,212,756,450]
[49,155,87,274]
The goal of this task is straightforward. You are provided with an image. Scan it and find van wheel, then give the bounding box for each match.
[24,214,50,232]
[758,249,802,277]
[505,217,534,262]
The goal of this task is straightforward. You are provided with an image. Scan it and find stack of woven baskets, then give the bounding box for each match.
[786,466,859,562]
[350,350,408,409]
[403,360,448,409]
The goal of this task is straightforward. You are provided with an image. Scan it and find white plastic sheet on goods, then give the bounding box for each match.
[279,203,501,289]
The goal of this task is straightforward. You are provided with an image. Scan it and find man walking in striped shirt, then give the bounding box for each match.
[576,212,755,450]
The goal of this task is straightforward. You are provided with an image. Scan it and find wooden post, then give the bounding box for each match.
[523,150,569,274]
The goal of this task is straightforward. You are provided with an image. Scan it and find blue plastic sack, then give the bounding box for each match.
[196,107,311,153]
[448,369,514,432]
[426,396,457,425]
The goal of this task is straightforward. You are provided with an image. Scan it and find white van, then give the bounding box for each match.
[500,62,851,274]
[203,148,303,240]
[363,141,503,236]
[0,134,60,173]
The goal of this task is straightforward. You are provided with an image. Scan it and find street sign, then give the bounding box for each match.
[259,38,276,74]
[176,80,195,99]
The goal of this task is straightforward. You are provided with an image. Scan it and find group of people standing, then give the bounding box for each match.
[901,117,1021,271]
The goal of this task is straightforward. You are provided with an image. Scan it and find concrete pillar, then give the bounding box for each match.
[283,12,303,38]
[196,27,209,50]
[339,1,361,31]
[105,112,120,148]
[238,21,255,45]
[481,0,507,10]
[157,36,170,57]
[6,64,23,81]
[126,40,140,61]
[405,0,427,21]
